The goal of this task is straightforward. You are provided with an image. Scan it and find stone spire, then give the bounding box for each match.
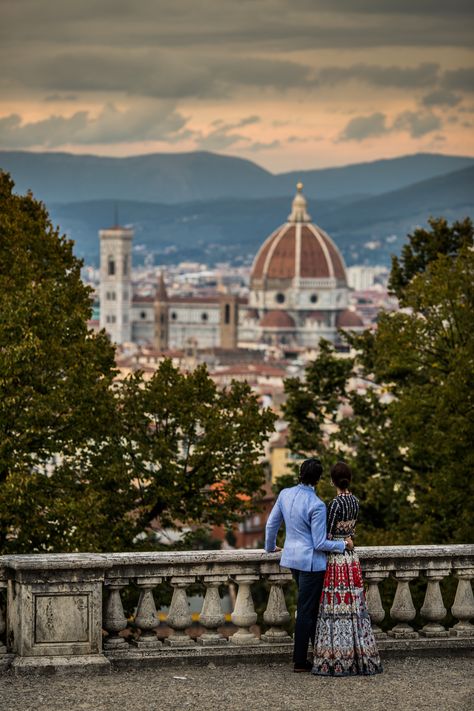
[156,271,168,302]
[288,181,311,223]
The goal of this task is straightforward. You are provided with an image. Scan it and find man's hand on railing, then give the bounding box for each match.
[271,546,282,552]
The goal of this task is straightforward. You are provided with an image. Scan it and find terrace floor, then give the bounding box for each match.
[1,656,473,711]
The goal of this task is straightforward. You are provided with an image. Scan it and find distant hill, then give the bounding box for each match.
[47,165,474,267]
[1,150,473,204]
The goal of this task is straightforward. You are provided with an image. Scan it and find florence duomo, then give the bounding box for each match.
[0,0,473,706]
[99,183,363,350]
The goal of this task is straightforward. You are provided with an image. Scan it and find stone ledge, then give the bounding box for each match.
[8,654,111,676]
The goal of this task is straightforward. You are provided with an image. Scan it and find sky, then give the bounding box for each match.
[1,0,473,172]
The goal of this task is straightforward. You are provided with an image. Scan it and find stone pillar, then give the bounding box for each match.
[197,576,228,646]
[131,577,162,649]
[103,579,129,650]
[450,568,474,637]
[164,577,195,647]
[261,574,292,643]
[6,555,110,673]
[230,575,260,645]
[0,584,7,655]
[365,571,389,639]
[420,570,449,637]
[388,571,419,638]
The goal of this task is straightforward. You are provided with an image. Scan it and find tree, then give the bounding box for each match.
[0,172,117,551]
[284,218,474,544]
[388,216,473,302]
[0,173,276,553]
[115,361,276,534]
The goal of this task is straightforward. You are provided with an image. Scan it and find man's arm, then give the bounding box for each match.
[310,503,345,554]
[265,495,284,552]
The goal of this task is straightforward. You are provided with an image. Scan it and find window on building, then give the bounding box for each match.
[275,292,285,303]
[160,314,165,324]
[108,258,115,276]
[224,303,230,324]
[201,312,208,321]
[123,256,128,276]
[310,293,318,304]
[171,312,177,320]
[140,311,147,320]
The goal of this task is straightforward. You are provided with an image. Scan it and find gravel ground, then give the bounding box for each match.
[1,657,473,711]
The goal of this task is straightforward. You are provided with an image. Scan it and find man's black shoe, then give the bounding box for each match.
[294,660,312,673]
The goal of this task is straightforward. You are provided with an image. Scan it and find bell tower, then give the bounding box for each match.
[220,294,238,349]
[154,271,169,351]
[99,225,133,344]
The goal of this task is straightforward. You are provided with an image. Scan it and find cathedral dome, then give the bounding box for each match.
[336,309,364,328]
[260,310,296,329]
[251,184,346,285]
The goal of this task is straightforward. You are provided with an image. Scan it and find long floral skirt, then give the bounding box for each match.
[312,550,383,676]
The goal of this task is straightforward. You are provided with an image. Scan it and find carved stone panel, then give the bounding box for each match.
[34,594,90,645]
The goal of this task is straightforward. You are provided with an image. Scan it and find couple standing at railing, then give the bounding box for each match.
[265,458,383,676]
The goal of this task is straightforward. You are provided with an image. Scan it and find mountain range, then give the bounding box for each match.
[1,150,473,266]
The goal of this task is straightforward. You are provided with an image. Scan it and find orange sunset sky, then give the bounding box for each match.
[1,0,473,172]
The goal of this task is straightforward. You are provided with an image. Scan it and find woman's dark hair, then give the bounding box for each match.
[330,461,352,490]
[299,458,323,486]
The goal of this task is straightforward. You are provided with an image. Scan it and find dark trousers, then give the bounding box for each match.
[291,569,325,665]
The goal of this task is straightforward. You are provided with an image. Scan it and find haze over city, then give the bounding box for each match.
[1,0,473,172]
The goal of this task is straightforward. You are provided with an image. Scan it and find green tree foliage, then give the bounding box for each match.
[0,174,276,553]
[284,218,474,545]
[389,216,473,302]
[0,172,117,551]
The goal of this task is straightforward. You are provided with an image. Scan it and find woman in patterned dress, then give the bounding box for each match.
[312,462,383,676]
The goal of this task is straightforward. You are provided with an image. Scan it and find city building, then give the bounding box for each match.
[98,184,364,348]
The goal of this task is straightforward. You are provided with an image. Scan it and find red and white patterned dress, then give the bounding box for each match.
[312,493,383,676]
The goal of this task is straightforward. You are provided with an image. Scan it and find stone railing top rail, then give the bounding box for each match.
[1,544,473,572]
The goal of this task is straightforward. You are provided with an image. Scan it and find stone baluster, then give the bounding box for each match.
[197,575,228,646]
[230,574,260,645]
[132,577,162,649]
[103,579,129,650]
[364,571,389,639]
[388,571,419,638]
[261,574,292,643]
[450,567,474,637]
[420,570,449,637]
[165,576,195,647]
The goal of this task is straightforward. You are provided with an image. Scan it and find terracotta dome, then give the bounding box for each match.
[251,184,347,284]
[336,309,364,328]
[260,310,296,329]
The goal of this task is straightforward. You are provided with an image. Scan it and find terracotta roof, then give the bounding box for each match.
[260,310,296,329]
[336,309,364,328]
[250,188,346,284]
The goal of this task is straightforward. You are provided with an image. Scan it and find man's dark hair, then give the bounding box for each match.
[330,461,352,490]
[299,458,323,486]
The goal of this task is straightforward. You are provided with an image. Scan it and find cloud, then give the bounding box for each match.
[393,111,441,137]
[339,109,442,141]
[422,90,461,107]
[317,63,439,89]
[338,112,389,141]
[0,103,188,148]
[194,115,261,151]
[441,67,474,93]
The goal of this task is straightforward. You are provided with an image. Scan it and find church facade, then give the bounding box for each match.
[98,185,362,349]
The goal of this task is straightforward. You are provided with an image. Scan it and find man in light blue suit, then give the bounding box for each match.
[265,457,353,672]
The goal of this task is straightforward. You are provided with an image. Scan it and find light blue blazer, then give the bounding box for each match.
[265,484,345,572]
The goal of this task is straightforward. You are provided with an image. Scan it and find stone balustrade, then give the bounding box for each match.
[0,544,473,674]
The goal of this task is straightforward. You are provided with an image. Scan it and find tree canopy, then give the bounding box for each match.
[284,218,474,544]
[0,173,275,553]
